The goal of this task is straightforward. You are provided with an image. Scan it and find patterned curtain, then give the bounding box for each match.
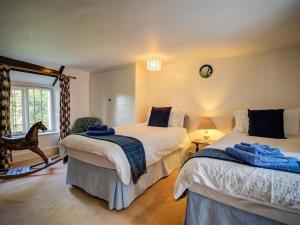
[59,76,71,139]
[0,65,12,168]
[0,65,11,137]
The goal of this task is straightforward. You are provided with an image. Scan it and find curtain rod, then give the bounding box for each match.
[0,64,76,79]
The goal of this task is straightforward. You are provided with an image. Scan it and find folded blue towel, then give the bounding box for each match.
[225,147,300,170]
[234,143,284,157]
[88,124,108,131]
[240,142,273,149]
[241,142,280,151]
[86,128,115,136]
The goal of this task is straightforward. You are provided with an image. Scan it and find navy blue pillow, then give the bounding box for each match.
[148,107,172,127]
[248,109,286,139]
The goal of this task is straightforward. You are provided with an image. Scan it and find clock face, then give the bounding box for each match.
[199,64,213,78]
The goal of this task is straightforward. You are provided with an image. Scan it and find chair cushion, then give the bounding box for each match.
[70,117,102,134]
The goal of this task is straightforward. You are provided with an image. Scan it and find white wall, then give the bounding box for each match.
[141,44,300,139]
[65,68,90,126]
[135,63,149,123]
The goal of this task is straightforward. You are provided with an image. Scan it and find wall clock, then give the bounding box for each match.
[199,64,213,78]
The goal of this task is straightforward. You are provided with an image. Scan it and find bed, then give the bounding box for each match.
[174,131,300,225]
[59,123,191,210]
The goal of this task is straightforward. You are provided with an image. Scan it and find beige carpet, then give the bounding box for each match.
[0,161,186,225]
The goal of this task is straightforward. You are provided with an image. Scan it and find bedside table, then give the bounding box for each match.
[191,139,213,152]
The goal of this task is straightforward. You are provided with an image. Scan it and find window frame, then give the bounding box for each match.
[10,84,56,136]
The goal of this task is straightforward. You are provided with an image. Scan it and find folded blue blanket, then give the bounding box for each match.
[225,147,300,170]
[88,124,108,131]
[234,143,284,157]
[86,128,115,136]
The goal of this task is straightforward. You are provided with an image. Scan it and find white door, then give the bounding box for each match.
[90,65,136,127]
[107,67,135,127]
[90,73,111,125]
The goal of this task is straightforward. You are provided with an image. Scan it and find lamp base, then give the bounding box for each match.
[203,135,210,142]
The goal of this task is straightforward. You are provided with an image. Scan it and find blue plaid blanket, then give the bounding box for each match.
[183,148,245,168]
[78,132,146,184]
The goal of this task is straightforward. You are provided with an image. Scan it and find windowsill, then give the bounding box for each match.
[39,131,59,136]
[12,131,59,138]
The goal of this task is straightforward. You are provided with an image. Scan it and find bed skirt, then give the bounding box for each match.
[66,148,189,210]
[185,191,285,225]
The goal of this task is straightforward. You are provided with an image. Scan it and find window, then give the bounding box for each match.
[10,88,24,133]
[10,86,54,135]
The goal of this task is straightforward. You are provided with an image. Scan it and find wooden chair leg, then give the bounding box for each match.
[31,147,49,164]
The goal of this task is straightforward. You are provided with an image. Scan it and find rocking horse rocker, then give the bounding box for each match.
[0,122,61,179]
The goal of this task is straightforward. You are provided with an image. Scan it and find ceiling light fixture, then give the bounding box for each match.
[146,56,161,71]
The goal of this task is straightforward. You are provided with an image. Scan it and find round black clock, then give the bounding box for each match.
[199,64,213,78]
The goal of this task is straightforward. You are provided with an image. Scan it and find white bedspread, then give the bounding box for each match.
[174,131,300,215]
[59,123,190,185]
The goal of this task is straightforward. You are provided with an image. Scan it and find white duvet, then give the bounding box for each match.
[174,131,300,215]
[59,123,190,185]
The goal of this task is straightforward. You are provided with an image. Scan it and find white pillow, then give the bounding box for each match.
[284,108,300,135]
[233,110,249,133]
[168,110,186,128]
[145,109,151,123]
[233,109,300,136]
[145,108,185,128]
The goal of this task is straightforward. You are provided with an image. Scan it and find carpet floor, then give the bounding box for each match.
[0,161,186,225]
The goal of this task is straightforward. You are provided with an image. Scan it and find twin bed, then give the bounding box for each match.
[59,108,300,225]
[59,122,190,210]
[174,131,300,225]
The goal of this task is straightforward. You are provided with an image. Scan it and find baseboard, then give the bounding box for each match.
[11,147,59,163]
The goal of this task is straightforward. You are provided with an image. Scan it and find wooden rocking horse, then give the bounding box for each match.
[0,122,61,179]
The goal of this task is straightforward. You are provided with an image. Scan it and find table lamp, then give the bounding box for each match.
[199,117,217,142]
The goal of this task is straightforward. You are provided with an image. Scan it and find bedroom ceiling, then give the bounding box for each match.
[1,0,300,72]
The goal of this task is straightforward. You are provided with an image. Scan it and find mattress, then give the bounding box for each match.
[174,131,300,225]
[67,148,115,169]
[59,123,190,185]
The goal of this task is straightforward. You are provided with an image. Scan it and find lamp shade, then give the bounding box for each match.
[199,117,217,129]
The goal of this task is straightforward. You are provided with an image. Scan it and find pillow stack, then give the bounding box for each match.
[147,107,186,128]
[233,108,300,138]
